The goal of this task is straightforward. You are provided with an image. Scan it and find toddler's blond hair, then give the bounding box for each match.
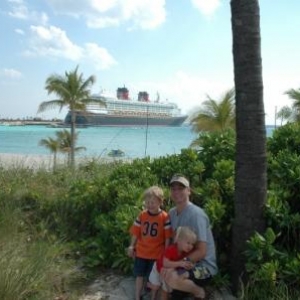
[175,226,197,244]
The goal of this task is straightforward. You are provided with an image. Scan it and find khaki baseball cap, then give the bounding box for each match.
[169,175,190,187]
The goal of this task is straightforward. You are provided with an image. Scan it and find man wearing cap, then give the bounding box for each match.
[164,174,218,300]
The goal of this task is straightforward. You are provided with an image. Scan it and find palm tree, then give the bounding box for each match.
[37,66,105,167]
[276,105,294,125]
[189,88,235,133]
[230,0,267,293]
[285,87,300,121]
[39,137,60,171]
[55,129,86,165]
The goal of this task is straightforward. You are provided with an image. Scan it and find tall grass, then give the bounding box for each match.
[0,163,95,300]
[0,203,81,300]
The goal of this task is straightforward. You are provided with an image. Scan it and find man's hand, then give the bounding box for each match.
[178,259,194,270]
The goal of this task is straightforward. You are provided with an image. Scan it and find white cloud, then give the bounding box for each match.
[90,0,117,12]
[164,70,297,125]
[15,28,25,35]
[23,25,117,70]
[2,68,22,79]
[155,70,299,125]
[131,71,232,116]
[87,16,120,28]
[120,0,166,30]
[25,25,83,60]
[8,0,48,24]
[8,0,23,3]
[163,71,232,114]
[46,0,166,30]
[8,1,27,19]
[263,72,300,124]
[84,43,117,70]
[134,69,293,125]
[191,0,221,16]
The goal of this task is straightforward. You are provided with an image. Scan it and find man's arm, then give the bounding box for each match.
[187,241,207,263]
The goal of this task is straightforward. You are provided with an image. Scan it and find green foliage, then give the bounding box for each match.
[198,159,234,274]
[3,122,300,298]
[267,149,300,252]
[268,123,300,156]
[150,148,205,187]
[237,121,300,297]
[189,88,235,133]
[245,228,300,297]
[192,129,235,179]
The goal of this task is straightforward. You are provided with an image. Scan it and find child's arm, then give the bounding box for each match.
[163,256,193,269]
[127,235,137,258]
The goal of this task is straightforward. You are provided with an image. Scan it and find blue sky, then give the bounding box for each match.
[1,0,300,125]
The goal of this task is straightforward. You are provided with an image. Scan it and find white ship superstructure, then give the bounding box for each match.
[65,87,187,126]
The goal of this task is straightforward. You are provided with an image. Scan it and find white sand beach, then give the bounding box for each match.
[0,153,131,169]
[0,153,57,169]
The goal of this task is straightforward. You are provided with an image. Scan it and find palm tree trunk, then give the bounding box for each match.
[230,0,267,293]
[53,152,57,172]
[70,109,76,168]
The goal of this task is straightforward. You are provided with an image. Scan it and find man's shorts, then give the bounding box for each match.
[133,256,155,278]
[187,263,212,286]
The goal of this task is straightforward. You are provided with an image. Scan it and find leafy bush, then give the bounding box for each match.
[244,228,300,299]
[268,123,300,156]
[193,129,235,180]
[150,148,205,187]
[241,122,300,296]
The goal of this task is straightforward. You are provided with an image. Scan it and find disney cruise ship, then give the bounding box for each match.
[64,87,187,127]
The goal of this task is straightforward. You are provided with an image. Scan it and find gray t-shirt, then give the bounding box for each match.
[169,202,218,275]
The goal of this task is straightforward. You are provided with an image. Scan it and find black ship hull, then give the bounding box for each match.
[64,112,187,127]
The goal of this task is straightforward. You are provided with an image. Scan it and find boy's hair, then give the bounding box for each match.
[175,226,197,244]
[143,186,164,203]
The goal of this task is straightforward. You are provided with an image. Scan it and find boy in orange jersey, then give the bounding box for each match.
[127,186,172,300]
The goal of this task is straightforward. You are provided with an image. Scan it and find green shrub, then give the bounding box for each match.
[244,228,300,299]
[193,129,235,179]
[268,123,300,156]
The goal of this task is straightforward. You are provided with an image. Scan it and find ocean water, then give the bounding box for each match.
[0,125,275,159]
[0,125,196,159]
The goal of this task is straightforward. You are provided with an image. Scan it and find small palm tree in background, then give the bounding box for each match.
[39,130,86,169]
[55,129,86,165]
[276,105,294,126]
[39,137,60,171]
[190,88,235,133]
[285,87,300,122]
[37,66,105,167]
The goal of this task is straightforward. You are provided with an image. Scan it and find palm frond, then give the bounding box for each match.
[190,88,235,133]
[37,100,65,113]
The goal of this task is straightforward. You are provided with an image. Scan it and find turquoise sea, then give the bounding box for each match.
[0,125,275,159]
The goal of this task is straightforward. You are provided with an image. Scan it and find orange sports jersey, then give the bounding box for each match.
[130,210,173,260]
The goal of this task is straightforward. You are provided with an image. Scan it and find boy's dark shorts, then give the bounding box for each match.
[133,256,155,278]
